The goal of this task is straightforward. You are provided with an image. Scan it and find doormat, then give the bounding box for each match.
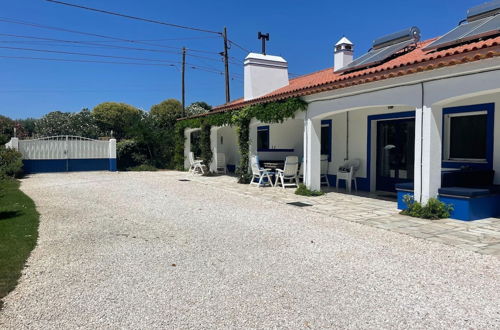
[178,179,191,182]
[287,201,312,207]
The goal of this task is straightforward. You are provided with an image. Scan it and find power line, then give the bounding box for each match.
[43,1,248,101]
[45,0,221,35]
[0,24,242,66]
[0,55,242,80]
[228,39,251,53]
[0,55,176,67]
[0,17,218,54]
[0,45,232,72]
[0,45,181,64]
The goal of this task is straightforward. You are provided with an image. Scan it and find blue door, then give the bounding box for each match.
[376,118,415,192]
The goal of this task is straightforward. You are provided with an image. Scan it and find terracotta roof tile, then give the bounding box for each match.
[185,36,500,119]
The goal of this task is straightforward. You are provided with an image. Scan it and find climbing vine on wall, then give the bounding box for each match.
[199,122,212,168]
[175,97,307,181]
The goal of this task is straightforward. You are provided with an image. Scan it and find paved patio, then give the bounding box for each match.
[187,173,500,256]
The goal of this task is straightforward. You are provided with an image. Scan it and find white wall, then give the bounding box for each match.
[184,128,200,170]
[250,116,304,161]
[433,91,500,184]
[323,106,415,181]
[216,126,240,166]
[244,53,288,100]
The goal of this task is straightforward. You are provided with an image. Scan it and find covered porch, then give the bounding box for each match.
[303,64,500,221]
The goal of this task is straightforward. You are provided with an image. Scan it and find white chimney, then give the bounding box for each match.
[244,53,289,101]
[334,37,354,71]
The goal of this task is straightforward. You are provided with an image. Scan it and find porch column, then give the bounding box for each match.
[183,129,191,170]
[304,117,321,190]
[209,127,218,172]
[414,105,442,203]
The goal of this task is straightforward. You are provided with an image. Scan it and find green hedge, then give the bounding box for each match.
[0,147,23,179]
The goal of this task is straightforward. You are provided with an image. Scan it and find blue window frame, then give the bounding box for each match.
[321,120,332,162]
[442,103,494,169]
[257,125,270,151]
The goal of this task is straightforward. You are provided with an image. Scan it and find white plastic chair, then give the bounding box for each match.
[276,156,299,189]
[189,152,205,175]
[215,152,227,174]
[320,154,330,186]
[336,159,360,193]
[250,155,274,187]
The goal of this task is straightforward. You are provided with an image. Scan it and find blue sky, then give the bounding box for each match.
[0,0,481,119]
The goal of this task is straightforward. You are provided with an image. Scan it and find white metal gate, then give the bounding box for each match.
[7,135,116,173]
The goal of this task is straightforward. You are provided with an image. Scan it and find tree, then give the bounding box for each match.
[34,111,73,137]
[69,109,101,139]
[126,110,176,169]
[150,99,183,127]
[33,110,101,138]
[92,102,141,139]
[185,101,212,117]
[0,115,15,145]
[17,118,37,138]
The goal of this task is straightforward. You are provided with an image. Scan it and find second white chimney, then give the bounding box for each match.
[334,37,354,71]
[244,53,289,101]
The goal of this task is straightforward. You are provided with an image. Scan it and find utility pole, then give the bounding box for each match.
[222,27,230,103]
[181,47,186,116]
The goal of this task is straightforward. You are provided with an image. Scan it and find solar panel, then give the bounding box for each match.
[336,39,416,73]
[424,14,500,51]
[467,0,500,21]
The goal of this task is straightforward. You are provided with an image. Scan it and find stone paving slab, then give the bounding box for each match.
[186,173,500,256]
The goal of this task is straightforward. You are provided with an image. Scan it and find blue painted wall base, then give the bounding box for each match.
[397,191,414,210]
[438,194,500,221]
[396,188,500,221]
[23,158,116,173]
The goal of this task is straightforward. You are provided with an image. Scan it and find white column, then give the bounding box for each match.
[108,138,117,171]
[304,117,321,190]
[209,127,218,172]
[414,105,441,202]
[184,129,191,170]
[7,137,19,150]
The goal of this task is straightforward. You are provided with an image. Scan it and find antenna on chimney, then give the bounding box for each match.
[258,32,269,55]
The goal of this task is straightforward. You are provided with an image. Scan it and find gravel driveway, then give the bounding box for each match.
[1,171,499,329]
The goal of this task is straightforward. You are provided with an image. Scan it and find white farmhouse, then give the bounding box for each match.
[182,1,500,221]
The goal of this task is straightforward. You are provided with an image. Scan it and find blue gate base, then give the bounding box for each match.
[23,158,115,173]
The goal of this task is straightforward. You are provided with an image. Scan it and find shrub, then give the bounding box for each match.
[295,184,324,197]
[0,147,23,178]
[401,195,453,220]
[126,164,158,171]
[116,140,145,170]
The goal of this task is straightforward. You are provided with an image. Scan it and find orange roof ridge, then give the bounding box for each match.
[188,36,500,118]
